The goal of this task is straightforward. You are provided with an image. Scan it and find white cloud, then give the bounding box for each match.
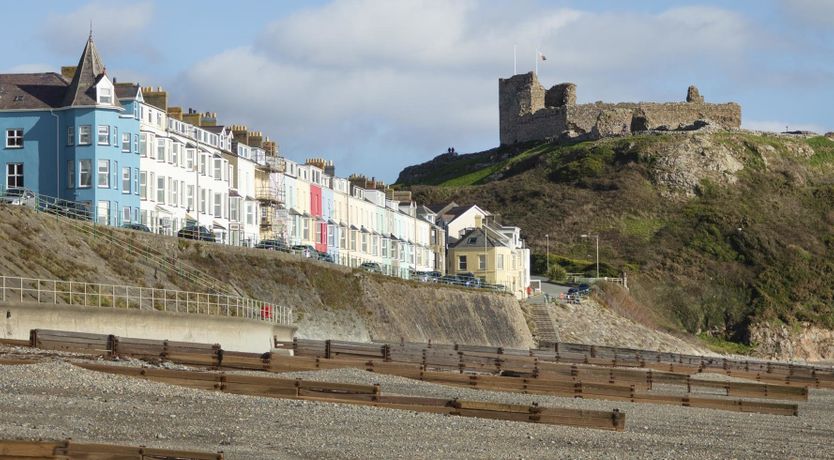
[173,1,761,181]
[39,1,156,59]
[743,120,825,134]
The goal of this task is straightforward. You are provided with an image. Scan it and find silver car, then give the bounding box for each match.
[0,188,37,208]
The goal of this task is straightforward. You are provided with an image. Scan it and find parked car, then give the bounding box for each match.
[177,225,216,242]
[412,270,441,282]
[255,239,290,252]
[121,223,151,232]
[0,188,37,208]
[46,200,91,220]
[291,244,316,258]
[316,251,335,263]
[457,272,482,288]
[439,274,463,285]
[360,262,382,273]
[567,283,591,296]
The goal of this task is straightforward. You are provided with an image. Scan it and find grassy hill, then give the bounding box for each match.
[396,131,834,346]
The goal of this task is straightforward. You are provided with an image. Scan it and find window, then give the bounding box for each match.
[79,160,92,188]
[478,255,486,270]
[213,158,222,180]
[246,203,254,225]
[112,126,118,146]
[67,161,74,188]
[171,180,178,207]
[122,206,131,224]
[122,167,130,194]
[199,153,206,175]
[97,201,110,225]
[133,134,139,153]
[200,189,206,213]
[121,133,130,152]
[186,185,194,210]
[156,138,165,162]
[6,163,23,187]
[468,237,477,244]
[67,126,75,146]
[157,176,166,204]
[133,169,139,196]
[340,230,347,250]
[148,134,156,158]
[79,125,91,145]
[112,161,118,190]
[316,223,323,245]
[98,86,112,104]
[186,149,194,170]
[303,218,310,241]
[172,143,180,165]
[139,171,147,199]
[381,238,388,257]
[350,230,357,251]
[213,193,222,217]
[5,129,23,148]
[97,160,109,187]
[97,125,110,145]
[230,197,239,221]
[361,233,368,253]
[139,133,147,157]
[458,255,468,270]
[497,254,504,270]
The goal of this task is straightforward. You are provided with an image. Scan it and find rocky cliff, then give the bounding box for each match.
[398,131,834,360]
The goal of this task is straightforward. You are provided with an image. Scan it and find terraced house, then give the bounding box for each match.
[1,36,529,291]
[0,34,140,224]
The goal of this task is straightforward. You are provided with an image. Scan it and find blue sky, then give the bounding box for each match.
[2,0,832,182]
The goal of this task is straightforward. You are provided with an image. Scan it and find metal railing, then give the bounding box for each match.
[0,275,292,326]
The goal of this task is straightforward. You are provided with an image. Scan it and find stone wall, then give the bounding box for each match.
[499,72,742,145]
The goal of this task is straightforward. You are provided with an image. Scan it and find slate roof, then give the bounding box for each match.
[62,35,120,108]
[449,227,501,249]
[202,125,226,134]
[0,73,68,110]
[114,82,140,100]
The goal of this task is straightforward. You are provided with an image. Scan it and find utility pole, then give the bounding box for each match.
[581,233,599,278]
[545,234,549,272]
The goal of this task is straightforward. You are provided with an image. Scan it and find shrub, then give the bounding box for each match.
[547,265,567,283]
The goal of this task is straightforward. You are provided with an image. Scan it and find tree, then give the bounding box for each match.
[547,264,567,283]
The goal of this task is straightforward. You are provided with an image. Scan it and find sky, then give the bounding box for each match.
[1,0,832,182]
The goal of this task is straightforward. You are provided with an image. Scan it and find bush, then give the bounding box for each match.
[547,265,567,283]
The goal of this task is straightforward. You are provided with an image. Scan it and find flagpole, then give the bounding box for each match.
[535,49,538,75]
[513,44,517,75]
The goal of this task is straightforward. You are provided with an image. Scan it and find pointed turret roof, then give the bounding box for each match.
[62,34,120,108]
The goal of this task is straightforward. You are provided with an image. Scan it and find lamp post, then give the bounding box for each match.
[581,234,599,278]
[545,234,549,272]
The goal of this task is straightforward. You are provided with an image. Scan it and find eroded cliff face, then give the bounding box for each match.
[750,323,834,362]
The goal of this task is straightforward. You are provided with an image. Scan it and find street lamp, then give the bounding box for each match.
[545,234,549,272]
[581,233,599,278]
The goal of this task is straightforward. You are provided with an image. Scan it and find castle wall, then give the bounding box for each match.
[499,72,742,145]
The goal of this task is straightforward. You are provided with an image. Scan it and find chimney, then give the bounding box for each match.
[142,86,168,111]
[167,106,183,121]
[200,112,217,127]
[182,108,201,126]
[324,160,335,177]
[248,130,263,148]
[61,66,77,80]
[230,125,249,145]
[305,157,326,170]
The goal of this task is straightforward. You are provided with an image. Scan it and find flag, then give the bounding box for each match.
[539,52,547,61]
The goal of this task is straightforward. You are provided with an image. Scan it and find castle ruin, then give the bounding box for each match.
[499,72,741,145]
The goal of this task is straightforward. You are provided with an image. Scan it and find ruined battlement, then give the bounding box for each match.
[498,72,741,145]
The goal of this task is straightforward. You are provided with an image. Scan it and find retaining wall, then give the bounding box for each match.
[1,301,295,352]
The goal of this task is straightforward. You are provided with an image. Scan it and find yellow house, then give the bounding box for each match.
[446,225,525,298]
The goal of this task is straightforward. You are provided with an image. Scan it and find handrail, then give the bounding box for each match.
[0,275,292,326]
[0,185,231,294]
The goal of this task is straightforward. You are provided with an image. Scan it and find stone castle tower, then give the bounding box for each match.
[498,72,742,145]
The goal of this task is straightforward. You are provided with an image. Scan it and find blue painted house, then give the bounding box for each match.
[0,35,140,225]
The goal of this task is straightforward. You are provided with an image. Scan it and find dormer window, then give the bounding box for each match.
[98,87,112,104]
